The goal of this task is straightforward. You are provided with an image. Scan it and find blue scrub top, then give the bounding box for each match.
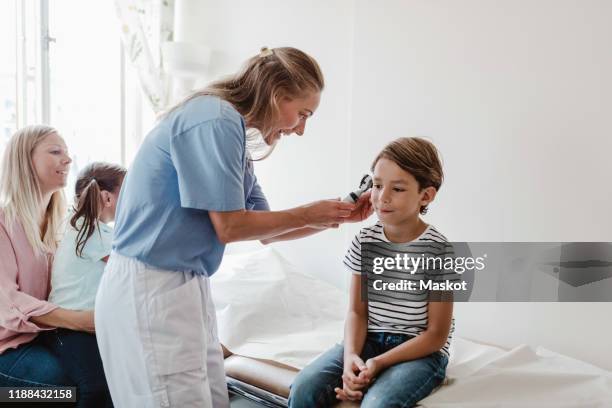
[112,95,269,276]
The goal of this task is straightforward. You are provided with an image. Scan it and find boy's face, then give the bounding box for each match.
[371,158,435,225]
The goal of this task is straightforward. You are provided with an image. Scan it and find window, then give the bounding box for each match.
[1,1,153,202]
[0,0,17,152]
[48,1,123,176]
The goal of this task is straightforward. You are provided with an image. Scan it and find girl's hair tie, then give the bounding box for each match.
[259,47,273,58]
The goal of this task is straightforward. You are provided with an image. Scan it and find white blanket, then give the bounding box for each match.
[211,248,612,406]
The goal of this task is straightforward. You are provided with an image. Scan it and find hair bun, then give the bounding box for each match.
[259,47,273,57]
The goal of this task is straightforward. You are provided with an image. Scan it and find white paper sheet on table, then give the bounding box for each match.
[421,338,612,407]
[211,247,347,369]
[211,248,612,406]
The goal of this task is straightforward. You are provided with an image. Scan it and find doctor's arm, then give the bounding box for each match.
[259,192,374,244]
[209,198,355,244]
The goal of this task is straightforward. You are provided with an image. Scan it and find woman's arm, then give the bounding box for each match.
[209,199,355,244]
[260,226,336,244]
[260,193,373,244]
[31,309,95,333]
[368,294,453,374]
[0,224,59,334]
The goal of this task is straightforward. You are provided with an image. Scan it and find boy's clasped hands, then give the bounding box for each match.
[335,353,382,401]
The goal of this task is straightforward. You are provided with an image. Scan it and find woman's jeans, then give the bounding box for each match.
[0,332,71,387]
[0,332,73,407]
[0,330,112,408]
[289,332,448,408]
[42,329,113,408]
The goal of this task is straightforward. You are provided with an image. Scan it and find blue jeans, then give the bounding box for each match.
[0,332,74,407]
[289,332,448,408]
[41,329,113,408]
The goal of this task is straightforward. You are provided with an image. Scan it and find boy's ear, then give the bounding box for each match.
[420,186,437,206]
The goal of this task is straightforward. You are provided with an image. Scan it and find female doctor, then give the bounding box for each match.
[95,47,372,408]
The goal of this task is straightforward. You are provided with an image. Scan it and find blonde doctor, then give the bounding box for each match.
[95,47,372,408]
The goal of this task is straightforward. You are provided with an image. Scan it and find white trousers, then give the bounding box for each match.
[95,252,230,408]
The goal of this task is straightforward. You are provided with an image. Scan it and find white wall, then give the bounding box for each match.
[194,0,356,289]
[348,0,612,370]
[350,0,612,242]
[189,0,612,370]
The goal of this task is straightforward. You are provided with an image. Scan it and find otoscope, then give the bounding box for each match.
[343,174,373,203]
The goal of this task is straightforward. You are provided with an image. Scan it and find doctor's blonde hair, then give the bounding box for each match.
[165,47,324,159]
[0,125,67,254]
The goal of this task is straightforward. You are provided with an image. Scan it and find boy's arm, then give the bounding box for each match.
[335,274,370,400]
[344,274,369,357]
[369,293,453,375]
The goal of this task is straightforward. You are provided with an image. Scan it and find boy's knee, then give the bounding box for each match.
[288,344,345,407]
[288,375,333,408]
[288,377,315,408]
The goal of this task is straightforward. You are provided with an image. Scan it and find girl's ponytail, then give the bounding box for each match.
[70,162,126,258]
[71,179,102,257]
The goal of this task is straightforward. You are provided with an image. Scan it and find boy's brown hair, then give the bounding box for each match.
[371,137,444,215]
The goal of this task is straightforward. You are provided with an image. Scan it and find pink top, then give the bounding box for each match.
[0,209,58,354]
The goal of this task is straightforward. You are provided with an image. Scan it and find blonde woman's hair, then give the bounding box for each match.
[164,46,324,160]
[0,125,67,254]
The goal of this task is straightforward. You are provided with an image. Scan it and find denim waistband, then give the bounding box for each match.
[367,332,415,348]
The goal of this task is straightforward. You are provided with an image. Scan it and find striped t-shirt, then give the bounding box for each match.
[343,221,455,357]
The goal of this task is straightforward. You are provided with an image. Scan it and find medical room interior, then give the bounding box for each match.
[1,0,611,407]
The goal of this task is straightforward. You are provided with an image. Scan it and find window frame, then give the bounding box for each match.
[12,0,129,166]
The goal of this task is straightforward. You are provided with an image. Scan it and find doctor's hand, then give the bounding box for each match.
[300,199,355,229]
[344,191,374,223]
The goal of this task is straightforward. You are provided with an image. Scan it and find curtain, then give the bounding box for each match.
[115,0,175,113]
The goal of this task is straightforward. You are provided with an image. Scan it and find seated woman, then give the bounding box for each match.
[0,125,99,405]
[289,137,454,408]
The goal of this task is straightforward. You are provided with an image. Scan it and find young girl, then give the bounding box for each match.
[47,162,126,408]
[289,137,454,408]
[0,125,93,389]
